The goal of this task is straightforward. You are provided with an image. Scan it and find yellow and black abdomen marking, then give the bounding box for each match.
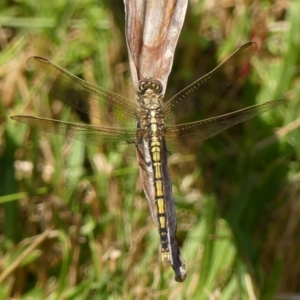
[150,135,170,260]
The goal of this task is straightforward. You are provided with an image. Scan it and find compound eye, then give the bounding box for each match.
[154,83,162,94]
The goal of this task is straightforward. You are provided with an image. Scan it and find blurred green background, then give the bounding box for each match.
[0,0,299,299]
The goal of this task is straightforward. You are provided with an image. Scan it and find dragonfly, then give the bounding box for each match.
[11,42,285,282]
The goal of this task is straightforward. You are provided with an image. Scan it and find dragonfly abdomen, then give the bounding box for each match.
[149,135,170,259]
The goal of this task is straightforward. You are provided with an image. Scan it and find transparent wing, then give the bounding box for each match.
[163,42,257,124]
[11,116,138,156]
[164,100,285,153]
[27,56,137,127]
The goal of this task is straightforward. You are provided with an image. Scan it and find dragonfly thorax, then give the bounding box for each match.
[137,96,165,133]
[137,78,165,133]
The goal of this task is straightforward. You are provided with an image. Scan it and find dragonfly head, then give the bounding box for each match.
[137,77,163,96]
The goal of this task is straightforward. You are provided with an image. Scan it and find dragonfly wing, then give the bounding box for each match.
[27,57,137,127]
[163,42,257,123]
[11,115,138,156]
[164,100,285,153]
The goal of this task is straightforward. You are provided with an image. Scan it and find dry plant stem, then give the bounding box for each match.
[124,0,188,92]
[0,228,53,284]
[253,116,299,154]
